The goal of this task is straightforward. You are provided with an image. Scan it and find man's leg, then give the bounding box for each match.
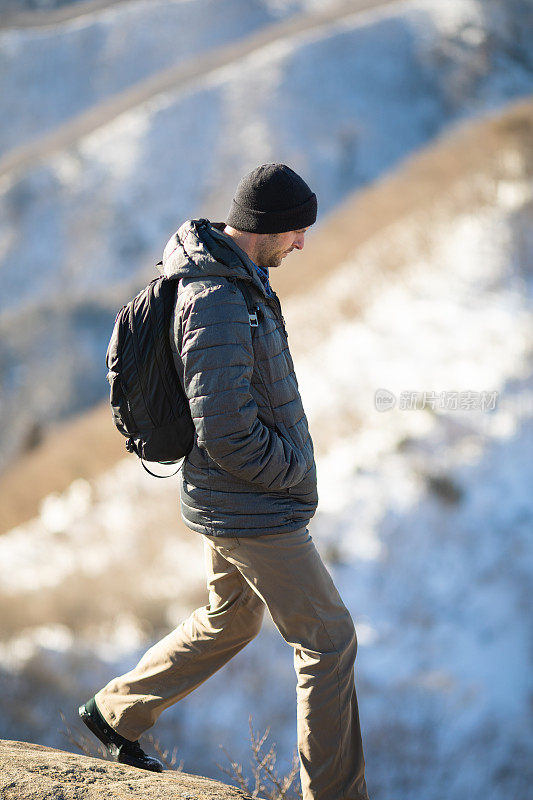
[94,536,265,741]
[204,527,369,800]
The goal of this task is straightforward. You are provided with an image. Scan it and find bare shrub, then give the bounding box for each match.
[59,710,111,761]
[145,732,183,771]
[218,715,302,800]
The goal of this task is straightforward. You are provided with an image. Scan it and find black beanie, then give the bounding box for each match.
[226,163,317,234]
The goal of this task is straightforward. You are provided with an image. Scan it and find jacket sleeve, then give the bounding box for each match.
[178,280,310,490]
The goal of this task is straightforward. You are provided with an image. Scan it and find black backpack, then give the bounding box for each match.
[106,266,261,477]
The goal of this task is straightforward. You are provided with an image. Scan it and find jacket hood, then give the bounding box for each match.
[162,219,268,298]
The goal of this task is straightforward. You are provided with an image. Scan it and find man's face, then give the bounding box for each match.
[255,228,308,268]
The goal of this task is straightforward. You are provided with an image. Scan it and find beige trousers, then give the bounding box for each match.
[95,527,369,800]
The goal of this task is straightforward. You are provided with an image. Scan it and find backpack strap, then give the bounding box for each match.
[126,438,186,478]
[232,278,262,334]
[140,456,185,479]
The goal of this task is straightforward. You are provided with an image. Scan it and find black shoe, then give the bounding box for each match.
[78,697,164,773]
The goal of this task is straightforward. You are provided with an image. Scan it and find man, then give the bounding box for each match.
[79,164,370,800]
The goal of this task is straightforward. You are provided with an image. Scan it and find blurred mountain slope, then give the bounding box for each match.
[0,0,352,160]
[1,0,123,22]
[1,92,531,535]
[1,0,532,473]
[0,1,392,178]
[0,86,530,800]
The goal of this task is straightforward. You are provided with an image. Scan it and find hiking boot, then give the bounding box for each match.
[78,697,164,772]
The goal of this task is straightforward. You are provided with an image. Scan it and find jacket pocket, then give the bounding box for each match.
[288,462,318,504]
[277,420,314,470]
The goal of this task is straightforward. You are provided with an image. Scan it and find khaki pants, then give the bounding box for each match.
[95,527,369,800]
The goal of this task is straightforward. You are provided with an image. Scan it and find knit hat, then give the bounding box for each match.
[226,163,317,234]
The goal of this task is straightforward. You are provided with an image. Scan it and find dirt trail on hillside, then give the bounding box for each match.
[0,0,398,180]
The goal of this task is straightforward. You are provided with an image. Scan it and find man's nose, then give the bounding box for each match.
[293,233,305,250]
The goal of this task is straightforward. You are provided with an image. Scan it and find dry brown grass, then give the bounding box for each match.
[1,95,532,535]
[0,402,123,535]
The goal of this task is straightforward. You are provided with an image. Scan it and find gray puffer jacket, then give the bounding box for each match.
[163,218,318,537]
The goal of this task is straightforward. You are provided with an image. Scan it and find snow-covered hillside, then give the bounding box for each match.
[1,0,533,470]
[0,106,531,799]
[4,0,533,316]
[0,0,341,159]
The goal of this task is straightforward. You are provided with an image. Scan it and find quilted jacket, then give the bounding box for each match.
[163,218,318,537]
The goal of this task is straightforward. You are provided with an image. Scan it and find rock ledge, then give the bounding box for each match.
[0,739,252,800]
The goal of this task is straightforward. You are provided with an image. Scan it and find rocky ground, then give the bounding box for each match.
[0,739,254,800]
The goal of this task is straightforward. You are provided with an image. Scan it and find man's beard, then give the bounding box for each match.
[256,241,289,268]
[264,252,283,267]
